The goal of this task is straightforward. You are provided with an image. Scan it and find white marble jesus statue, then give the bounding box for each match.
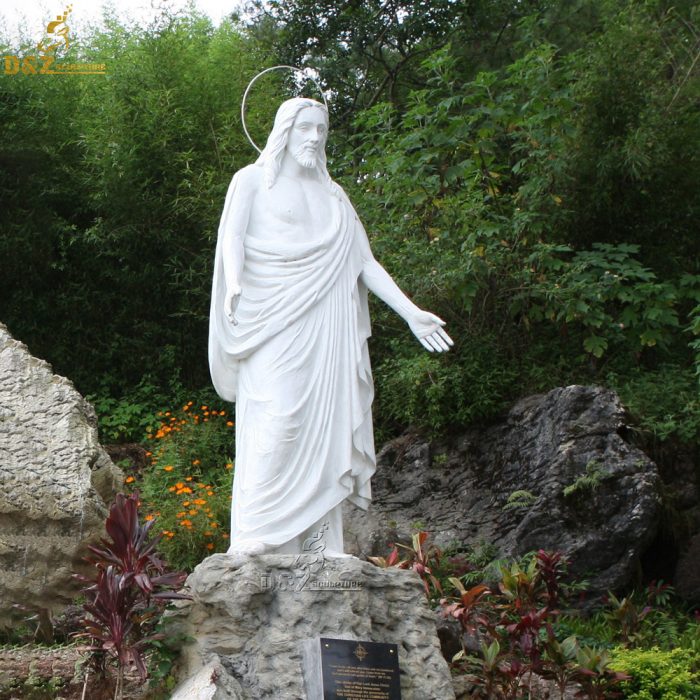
[209,97,452,557]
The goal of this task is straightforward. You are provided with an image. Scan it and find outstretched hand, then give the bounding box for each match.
[408,310,453,352]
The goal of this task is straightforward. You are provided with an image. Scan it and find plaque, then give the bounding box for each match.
[318,637,401,700]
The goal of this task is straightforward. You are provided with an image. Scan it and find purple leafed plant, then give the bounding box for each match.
[75,492,189,700]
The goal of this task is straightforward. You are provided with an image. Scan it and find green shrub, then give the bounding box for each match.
[374,334,517,435]
[608,365,700,444]
[127,403,234,571]
[609,647,700,700]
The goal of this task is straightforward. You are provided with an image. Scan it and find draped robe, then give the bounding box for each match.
[208,171,376,547]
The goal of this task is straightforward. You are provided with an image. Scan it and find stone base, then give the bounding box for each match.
[168,553,455,700]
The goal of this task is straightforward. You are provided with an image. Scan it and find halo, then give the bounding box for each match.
[241,65,329,154]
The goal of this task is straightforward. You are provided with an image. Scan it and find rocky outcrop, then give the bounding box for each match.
[168,553,455,699]
[344,385,661,596]
[0,324,123,628]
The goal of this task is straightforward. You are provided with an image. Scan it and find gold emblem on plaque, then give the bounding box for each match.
[354,643,368,661]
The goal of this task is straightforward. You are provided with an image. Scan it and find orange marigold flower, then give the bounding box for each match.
[222,533,229,539]
[201,405,208,410]
[183,404,190,411]
[168,486,176,492]
[180,487,193,494]
[125,476,135,484]
[210,522,218,528]
[207,491,214,496]
[177,511,187,518]
[206,543,214,550]
[163,465,174,472]
[204,531,212,537]
[183,501,190,506]
[186,476,193,481]
[179,519,192,527]
[175,482,185,489]
[145,514,155,521]
[226,421,234,427]
[189,509,197,516]
[146,451,152,457]
[226,463,233,469]
[192,460,201,466]
[220,410,226,416]
[194,498,206,505]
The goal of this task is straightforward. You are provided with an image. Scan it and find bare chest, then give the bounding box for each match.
[250,178,334,240]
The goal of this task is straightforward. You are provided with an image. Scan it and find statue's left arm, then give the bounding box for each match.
[355,219,453,353]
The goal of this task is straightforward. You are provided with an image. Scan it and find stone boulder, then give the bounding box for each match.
[344,385,661,596]
[0,323,123,628]
[168,553,455,699]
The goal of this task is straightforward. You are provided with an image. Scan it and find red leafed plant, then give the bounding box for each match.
[75,492,189,700]
[369,531,444,598]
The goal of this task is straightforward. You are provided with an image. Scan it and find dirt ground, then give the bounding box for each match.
[0,645,158,700]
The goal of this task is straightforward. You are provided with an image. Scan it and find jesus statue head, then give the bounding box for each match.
[255,97,331,188]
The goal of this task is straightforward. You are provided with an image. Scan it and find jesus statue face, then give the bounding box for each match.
[285,105,328,169]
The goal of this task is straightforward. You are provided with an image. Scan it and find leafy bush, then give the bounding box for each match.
[608,365,700,444]
[374,334,517,435]
[440,548,630,698]
[371,535,699,697]
[556,583,699,655]
[348,20,700,435]
[130,403,234,570]
[609,647,700,700]
[76,493,188,698]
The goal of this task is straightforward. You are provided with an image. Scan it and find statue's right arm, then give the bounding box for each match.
[221,166,259,323]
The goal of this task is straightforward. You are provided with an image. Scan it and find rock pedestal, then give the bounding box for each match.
[168,553,455,700]
[0,323,123,628]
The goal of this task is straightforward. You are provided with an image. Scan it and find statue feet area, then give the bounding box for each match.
[227,539,355,559]
[227,540,268,555]
[168,553,455,699]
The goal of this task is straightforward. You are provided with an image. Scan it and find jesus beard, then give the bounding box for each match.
[293,145,318,169]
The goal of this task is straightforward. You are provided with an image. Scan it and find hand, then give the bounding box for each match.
[408,310,453,352]
[225,285,242,325]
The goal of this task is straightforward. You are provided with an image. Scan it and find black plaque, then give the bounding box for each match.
[319,637,401,700]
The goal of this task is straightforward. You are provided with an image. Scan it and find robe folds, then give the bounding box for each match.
[208,171,376,547]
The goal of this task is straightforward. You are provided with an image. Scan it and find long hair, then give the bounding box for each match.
[256,97,337,193]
